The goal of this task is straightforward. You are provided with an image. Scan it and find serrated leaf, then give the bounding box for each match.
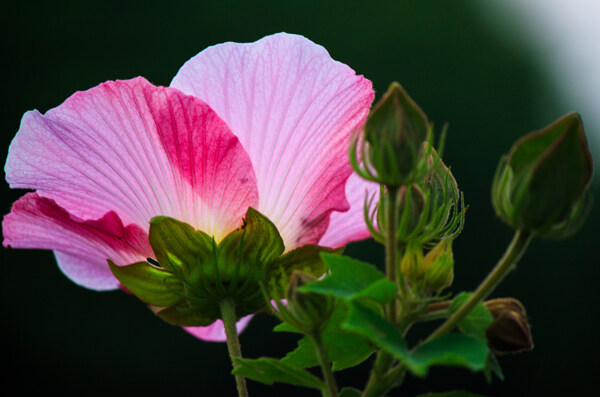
[353,278,398,304]
[232,358,325,390]
[300,254,395,304]
[342,302,489,377]
[410,334,490,376]
[449,292,493,340]
[418,391,488,397]
[342,302,410,362]
[108,260,182,307]
[282,303,374,371]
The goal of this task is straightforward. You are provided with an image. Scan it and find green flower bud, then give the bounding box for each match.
[492,112,593,238]
[399,239,454,295]
[422,238,454,294]
[399,243,425,283]
[377,184,426,239]
[485,298,533,355]
[285,272,334,335]
[352,82,435,186]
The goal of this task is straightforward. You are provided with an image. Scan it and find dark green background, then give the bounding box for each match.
[1,1,598,396]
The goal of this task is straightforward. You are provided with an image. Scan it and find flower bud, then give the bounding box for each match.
[377,184,426,239]
[485,298,533,355]
[399,243,425,282]
[285,272,334,335]
[399,239,454,295]
[492,112,593,238]
[422,238,454,294]
[370,147,465,248]
[358,82,431,186]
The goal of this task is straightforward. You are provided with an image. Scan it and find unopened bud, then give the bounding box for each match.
[422,239,454,294]
[360,82,431,186]
[286,272,334,335]
[485,298,533,355]
[400,243,425,282]
[492,112,593,238]
[378,184,426,239]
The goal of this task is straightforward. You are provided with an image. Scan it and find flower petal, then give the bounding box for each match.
[5,77,258,241]
[184,315,253,342]
[319,173,379,248]
[171,33,373,249]
[2,193,151,290]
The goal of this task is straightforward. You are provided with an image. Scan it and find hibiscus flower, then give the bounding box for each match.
[2,32,375,341]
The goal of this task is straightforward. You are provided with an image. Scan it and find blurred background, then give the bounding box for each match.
[1,1,598,396]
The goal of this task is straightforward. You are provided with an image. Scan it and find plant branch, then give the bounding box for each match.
[425,229,532,342]
[312,334,338,397]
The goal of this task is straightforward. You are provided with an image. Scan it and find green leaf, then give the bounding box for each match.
[282,303,374,371]
[273,322,301,334]
[417,391,488,397]
[149,216,214,275]
[342,302,410,362]
[342,302,489,377]
[353,278,398,304]
[300,254,395,304]
[483,353,504,383]
[339,387,362,397]
[108,260,182,307]
[449,292,493,340]
[410,334,490,376]
[232,358,325,390]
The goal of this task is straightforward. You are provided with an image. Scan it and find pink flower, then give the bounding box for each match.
[2,33,375,341]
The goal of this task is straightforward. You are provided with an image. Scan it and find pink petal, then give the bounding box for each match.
[184,315,253,342]
[171,33,373,249]
[2,193,151,290]
[318,173,379,248]
[5,77,258,242]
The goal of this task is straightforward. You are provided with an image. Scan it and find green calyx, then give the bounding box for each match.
[351,82,439,187]
[109,208,335,327]
[492,112,593,238]
[367,146,465,248]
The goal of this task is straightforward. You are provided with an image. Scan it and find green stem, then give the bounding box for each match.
[386,186,402,320]
[362,186,406,397]
[425,229,532,342]
[363,365,406,397]
[312,334,338,397]
[220,299,249,397]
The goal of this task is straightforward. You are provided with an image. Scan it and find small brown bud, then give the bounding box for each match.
[485,298,534,355]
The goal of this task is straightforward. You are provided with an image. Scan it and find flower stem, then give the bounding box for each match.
[385,186,403,320]
[220,299,249,397]
[312,334,338,397]
[425,229,532,342]
[362,186,404,396]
